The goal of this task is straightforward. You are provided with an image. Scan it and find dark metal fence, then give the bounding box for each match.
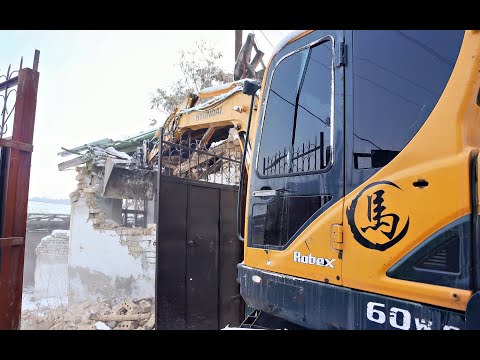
[158,130,242,186]
[261,132,330,176]
[0,51,40,329]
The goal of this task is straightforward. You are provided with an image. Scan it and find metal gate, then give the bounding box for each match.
[155,130,244,329]
[0,51,40,329]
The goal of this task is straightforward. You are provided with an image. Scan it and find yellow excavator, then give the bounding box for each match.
[236,30,480,330]
[146,32,266,167]
[146,80,258,167]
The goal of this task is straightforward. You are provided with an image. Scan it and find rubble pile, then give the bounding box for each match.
[21,298,155,330]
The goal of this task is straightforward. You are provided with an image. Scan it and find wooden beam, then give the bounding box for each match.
[0,237,24,247]
[235,30,243,61]
[251,50,264,69]
[0,137,33,152]
[58,155,87,171]
[176,141,230,177]
[197,126,216,150]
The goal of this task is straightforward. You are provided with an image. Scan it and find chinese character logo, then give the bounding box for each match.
[346,181,409,251]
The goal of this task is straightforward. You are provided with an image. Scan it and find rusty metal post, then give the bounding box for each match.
[0,54,40,330]
[235,30,243,61]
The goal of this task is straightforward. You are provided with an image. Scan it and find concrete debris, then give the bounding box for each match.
[58,145,132,172]
[78,300,93,311]
[115,321,135,330]
[36,320,54,330]
[106,321,117,329]
[102,147,132,161]
[143,313,156,330]
[139,299,151,313]
[95,321,111,330]
[78,324,96,330]
[91,314,150,322]
[114,299,139,315]
[21,297,155,330]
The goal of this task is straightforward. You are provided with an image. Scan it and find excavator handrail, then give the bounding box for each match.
[237,79,260,242]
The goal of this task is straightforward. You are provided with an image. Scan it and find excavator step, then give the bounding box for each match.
[240,310,306,330]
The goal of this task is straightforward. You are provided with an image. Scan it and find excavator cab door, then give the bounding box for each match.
[244,30,345,284]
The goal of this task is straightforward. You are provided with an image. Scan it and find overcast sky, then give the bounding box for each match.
[0,30,291,200]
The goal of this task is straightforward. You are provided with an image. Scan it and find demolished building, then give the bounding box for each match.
[19,32,268,330]
[58,132,158,305]
[56,80,249,308]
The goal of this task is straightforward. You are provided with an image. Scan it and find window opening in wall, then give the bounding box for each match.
[122,199,146,227]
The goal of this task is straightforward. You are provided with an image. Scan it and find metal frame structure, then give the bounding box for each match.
[158,129,242,186]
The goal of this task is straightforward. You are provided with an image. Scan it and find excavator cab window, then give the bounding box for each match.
[350,30,464,189]
[258,41,333,176]
[250,37,337,248]
[251,195,332,246]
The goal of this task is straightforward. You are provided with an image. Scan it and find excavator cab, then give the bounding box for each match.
[239,30,480,329]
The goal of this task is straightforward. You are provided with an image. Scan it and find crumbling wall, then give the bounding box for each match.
[68,165,156,306]
[24,230,50,288]
[34,230,70,300]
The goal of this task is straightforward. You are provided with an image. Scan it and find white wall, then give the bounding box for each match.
[34,230,70,299]
[34,255,68,300]
[68,197,156,305]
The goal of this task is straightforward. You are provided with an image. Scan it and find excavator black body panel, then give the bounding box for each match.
[238,263,466,330]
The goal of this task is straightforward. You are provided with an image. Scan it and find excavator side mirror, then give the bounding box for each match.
[243,79,260,96]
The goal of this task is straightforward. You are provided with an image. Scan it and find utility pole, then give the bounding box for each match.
[235,30,243,60]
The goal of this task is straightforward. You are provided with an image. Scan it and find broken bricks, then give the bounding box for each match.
[115,321,135,330]
[143,313,155,331]
[91,314,150,322]
[139,299,151,313]
[21,297,155,331]
[114,299,140,315]
[106,321,117,329]
[78,324,97,330]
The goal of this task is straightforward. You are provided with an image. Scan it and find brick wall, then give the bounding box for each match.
[35,230,70,257]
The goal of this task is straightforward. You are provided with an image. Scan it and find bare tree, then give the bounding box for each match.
[150,40,233,114]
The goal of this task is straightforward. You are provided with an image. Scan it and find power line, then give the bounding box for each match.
[259,30,274,49]
[353,72,430,111]
[395,31,455,68]
[354,55,441,97]
[353,133,382,150]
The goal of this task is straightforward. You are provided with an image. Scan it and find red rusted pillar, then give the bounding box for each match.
[0,61,39,329]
